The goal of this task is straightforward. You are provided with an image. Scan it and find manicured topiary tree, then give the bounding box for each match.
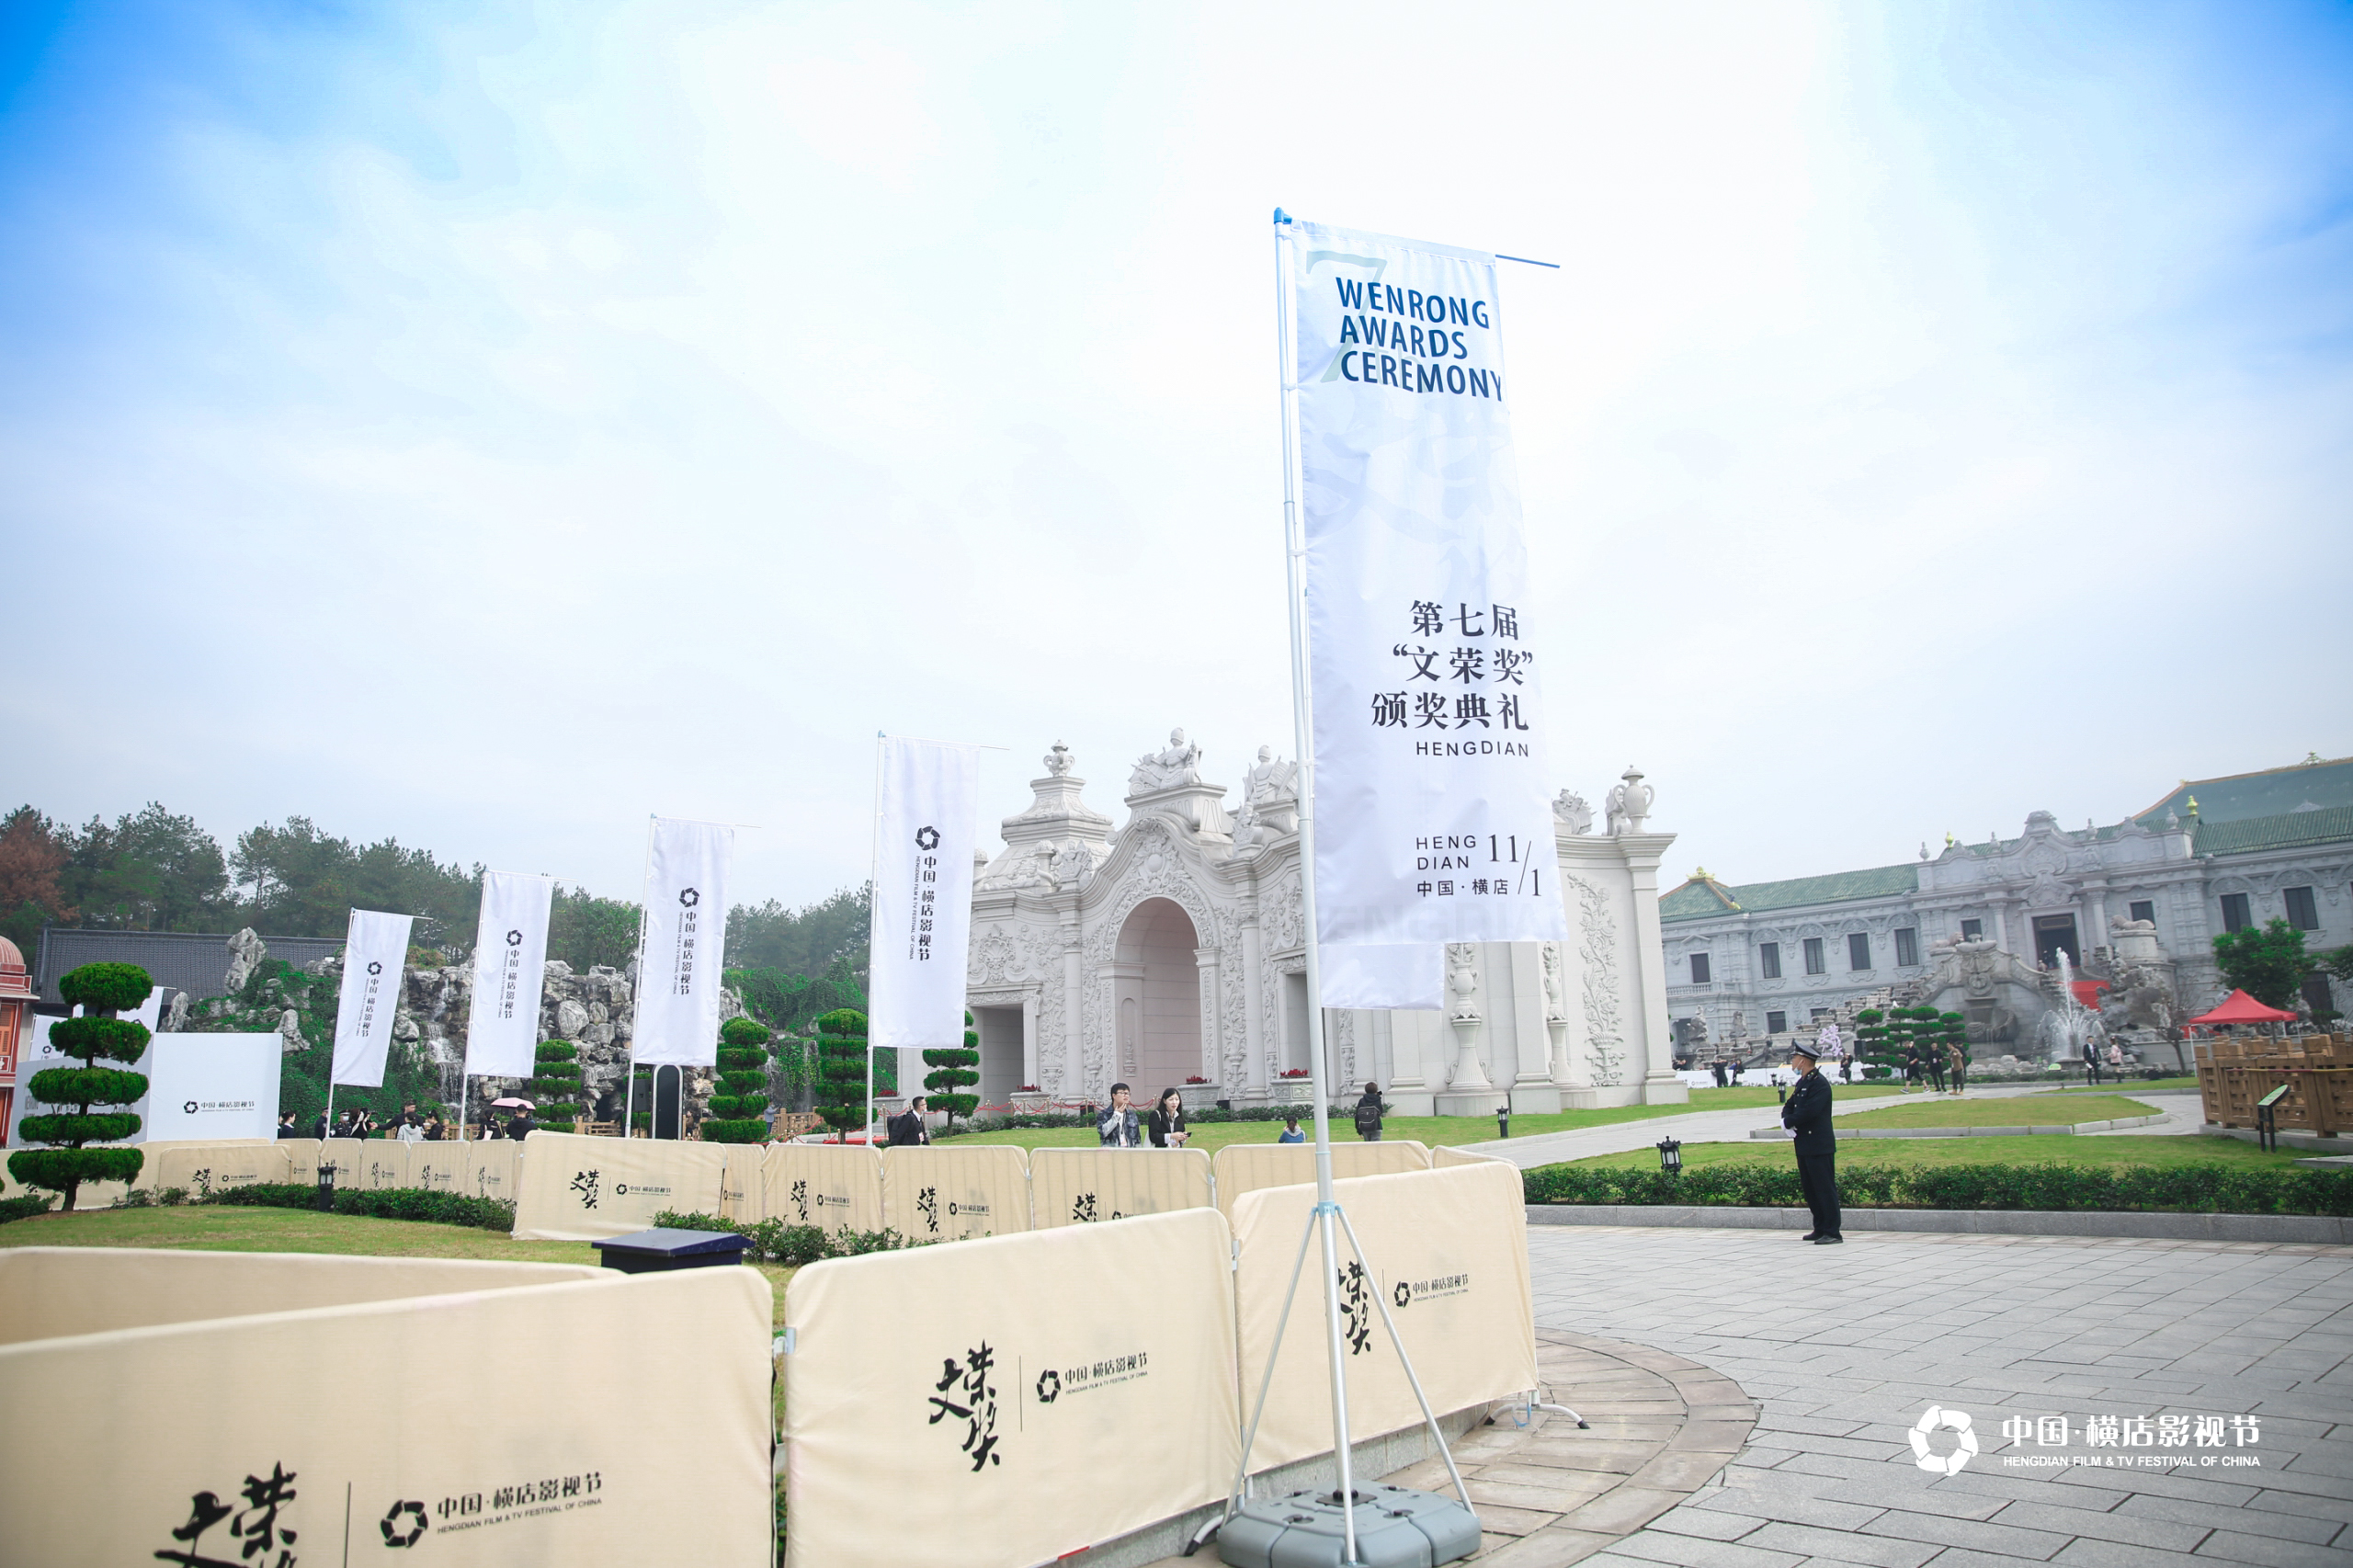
[813,1008,869,1141]
[9,961,153,1210]
[528,1040,584,1127]
[922,1009,982,1130]
[1851,1009,1888,1079]
[1938,1011,1970,1064]
[702,1017,773,1143]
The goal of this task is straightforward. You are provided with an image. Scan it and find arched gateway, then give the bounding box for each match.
[937,733,1685,1115]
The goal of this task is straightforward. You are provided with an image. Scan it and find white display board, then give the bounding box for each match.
[8,1024,280,1148]
[141,1034,283,1142]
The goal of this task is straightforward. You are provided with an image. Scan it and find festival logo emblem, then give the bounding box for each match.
[1911,1405,1979,1475]
[380,1499,428,1547]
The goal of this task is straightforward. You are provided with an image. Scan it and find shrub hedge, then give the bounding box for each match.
[202,1182,518,1231]
[1523,1161,2353,1217]
[0,1193,54,1224]
[652,1209,916,1266]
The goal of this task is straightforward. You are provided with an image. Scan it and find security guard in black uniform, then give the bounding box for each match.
[1781,1041,1841,1244]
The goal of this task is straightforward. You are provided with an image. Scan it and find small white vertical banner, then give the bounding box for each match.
[869,737,982,1051]
[464,869,555,1079]
[330,908,416,1088]
[635,818,733,1068]
[1288,217,1570,969]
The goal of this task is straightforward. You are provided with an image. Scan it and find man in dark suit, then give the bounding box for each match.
[1781,1042,1840,1244]
[888,1096,931,1146]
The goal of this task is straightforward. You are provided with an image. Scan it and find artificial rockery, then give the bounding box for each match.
[184,929,763,1129]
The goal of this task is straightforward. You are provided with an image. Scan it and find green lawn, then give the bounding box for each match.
[1552,1132,2306,1173]
[1836,1092,2158,1129]
[944,1084,1905,1153]
[0,1206,797,1324]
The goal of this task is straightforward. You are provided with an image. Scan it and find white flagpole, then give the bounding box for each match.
[865,733,884,1148]
[622,815,654,1139]
[1272,210,1364,1559]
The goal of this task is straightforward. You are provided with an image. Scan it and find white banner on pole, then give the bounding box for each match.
[869,737,982,1051]
[1317,943,1442,1010]
[635,817,733,1067]
[1290,218,1568,952]
[464,869,555,1078]
[330,909,415,1088]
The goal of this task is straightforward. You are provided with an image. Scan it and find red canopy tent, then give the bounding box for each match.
[2187,989,2298,1027]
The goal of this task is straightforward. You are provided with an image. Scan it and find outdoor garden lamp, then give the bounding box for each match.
[1656,1137,1682,1176]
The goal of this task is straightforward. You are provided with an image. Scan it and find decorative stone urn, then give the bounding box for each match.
[1269,1076,1315,1104]
[1007,1091,1053,1115]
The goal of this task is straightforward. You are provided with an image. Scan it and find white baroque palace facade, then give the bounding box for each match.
[948,736,1688,1115]
[1656,755,2353,1060]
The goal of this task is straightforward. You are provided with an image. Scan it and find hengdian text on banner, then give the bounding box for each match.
[870,737,982,1051]
[635,817,733,1067]
[465,869,554,1079]
[330,908,415,1088]
[1290,218,1568,964]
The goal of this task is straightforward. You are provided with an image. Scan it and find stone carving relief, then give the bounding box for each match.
[1552,790,1594,836]
[1446,943,1482,1022]
[1330,1009,1357,1089]
[1568,874,1625,1085]
[1044,740,1074,778]
[1540,941,1568,1024]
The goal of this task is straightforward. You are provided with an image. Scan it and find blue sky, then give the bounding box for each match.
[3,1,2347,906]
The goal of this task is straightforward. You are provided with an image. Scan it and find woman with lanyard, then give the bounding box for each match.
[1148,1086,1188,1149]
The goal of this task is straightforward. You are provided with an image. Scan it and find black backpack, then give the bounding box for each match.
[1353,1099,1381,1137]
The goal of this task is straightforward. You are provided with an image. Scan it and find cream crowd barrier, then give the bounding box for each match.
[511,1130,729,1241]
[138,1139,289,1198]
[760,1142,887,1232]
[0,1246,774,1565]
[882,1144,1032,1240]
[1029,1146,1213,1229]
[1429,1142,1513,1169]
[460,1139,524,1201]
[783,1209,1240,1568]
[1229,1161,1539,1470]
[1211,1139,1432,1220]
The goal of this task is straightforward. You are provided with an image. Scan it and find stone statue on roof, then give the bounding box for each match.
[1128,728,1204,794]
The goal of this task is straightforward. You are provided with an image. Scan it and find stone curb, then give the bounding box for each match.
[1745,1113,2167,1140]
[2203,1122,2352,1153]
[1527,1203,2353,1244]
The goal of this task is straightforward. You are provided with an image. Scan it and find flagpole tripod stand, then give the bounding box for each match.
[1203,210,1483,1568]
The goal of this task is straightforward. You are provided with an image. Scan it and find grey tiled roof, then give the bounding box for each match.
[33,928,346,1004]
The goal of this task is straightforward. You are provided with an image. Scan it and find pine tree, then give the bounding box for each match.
[9,961,153,1209]
[813,1008,869,1141]
[922,1010,982,1130]
[702,1017,773,1143]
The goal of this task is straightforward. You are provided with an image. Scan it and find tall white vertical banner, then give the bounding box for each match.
[330,909,416,1088]
[464,870,555,1078]
[635,818,733,1068]
[869,737,982,1057]
[1290,218,1569,977]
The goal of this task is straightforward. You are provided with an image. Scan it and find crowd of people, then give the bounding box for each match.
[1086,1081,1385,1147]
[282,1102,540,1142]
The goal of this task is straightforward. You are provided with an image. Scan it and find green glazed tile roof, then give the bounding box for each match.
[2134,755,2353,827]
[1661,863,1919,924]
[2191,805,2353,857]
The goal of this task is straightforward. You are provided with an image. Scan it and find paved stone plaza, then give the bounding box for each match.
[1521,1226,2353,1567]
